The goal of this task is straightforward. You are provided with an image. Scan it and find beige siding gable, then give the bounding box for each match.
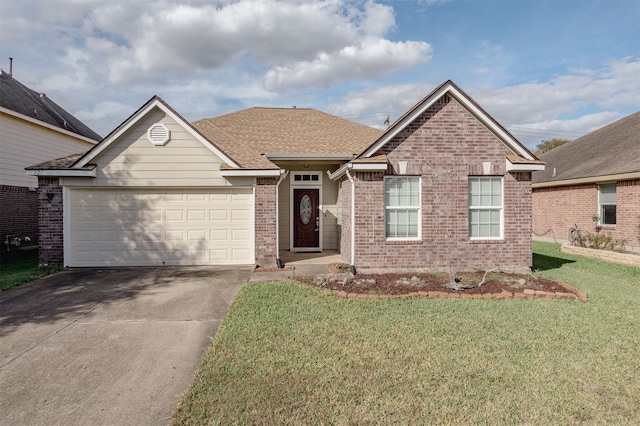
[0,114,95,188]
[92,109,230,187]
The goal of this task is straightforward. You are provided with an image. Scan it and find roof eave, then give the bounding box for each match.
[220,169,282,177]
[532,171,640,189]
[506,159,546,172]
[328,161,388,180]
[25,167,96,177]
[263,153,356,161]
[1,106,99,145]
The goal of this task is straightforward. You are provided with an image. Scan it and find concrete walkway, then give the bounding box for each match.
[0,266,251,426]
[249,251,340,282]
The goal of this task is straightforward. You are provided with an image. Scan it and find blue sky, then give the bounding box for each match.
[1,0,638,149]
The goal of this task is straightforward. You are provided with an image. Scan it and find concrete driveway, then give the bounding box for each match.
[0,266,251,426]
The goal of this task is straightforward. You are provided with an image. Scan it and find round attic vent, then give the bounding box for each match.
[147,123,170,146]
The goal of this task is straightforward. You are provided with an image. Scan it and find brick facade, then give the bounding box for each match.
[255,177,278,266]
[0,185,39,251]
[533,179,640,250]
[37,177,64,265]
[341,96,534,271]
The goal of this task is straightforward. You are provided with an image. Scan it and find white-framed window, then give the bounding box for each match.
[598,183,616,225]
[384,176,420,239]
[468,176,503,239]
[291,172,322,186]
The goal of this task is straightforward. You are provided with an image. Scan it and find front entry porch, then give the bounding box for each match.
[279,250,341,266]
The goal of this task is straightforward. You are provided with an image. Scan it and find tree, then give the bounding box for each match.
[534,138,571,155]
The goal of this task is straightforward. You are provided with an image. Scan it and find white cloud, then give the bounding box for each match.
[326,57,638,146]
[264,38,433,91]
[75,100,137,137]
[2,0,636,149]
[327,82,436,127]
[79,0,429,87]
[473,57,640,130]
[1,0,432,89]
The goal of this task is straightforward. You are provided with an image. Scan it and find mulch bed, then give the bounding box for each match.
[297,264,586,300]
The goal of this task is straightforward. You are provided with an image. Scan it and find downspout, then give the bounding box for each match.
[275,170,289,268]
[345,168,357,275]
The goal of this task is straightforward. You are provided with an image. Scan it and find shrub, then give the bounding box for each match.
[577,231,626,252]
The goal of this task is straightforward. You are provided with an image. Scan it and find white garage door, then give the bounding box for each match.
[66,188,254,267]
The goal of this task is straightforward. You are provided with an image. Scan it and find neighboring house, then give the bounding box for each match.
[0,69,100,251]
[532,112,640,252]
[27,80,543,271]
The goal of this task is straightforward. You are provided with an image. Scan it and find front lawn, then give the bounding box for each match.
[173,242,640,425]
[0,249,61,291]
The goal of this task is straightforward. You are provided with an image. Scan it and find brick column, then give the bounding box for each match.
[254,177,278,266]
[38,177,64,266]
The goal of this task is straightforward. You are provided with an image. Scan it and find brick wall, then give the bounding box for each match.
[38,177,64,265]
[255,177,278,266]
[0,185,39,251]
[533,179,640,250]
[344,96,534,271]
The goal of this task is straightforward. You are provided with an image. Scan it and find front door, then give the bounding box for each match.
[293,188,320,249]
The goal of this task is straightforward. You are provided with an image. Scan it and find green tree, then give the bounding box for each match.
[534,138,571,155]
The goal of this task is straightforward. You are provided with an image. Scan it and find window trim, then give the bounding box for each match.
[384,176,421,241]
[597,182,617,226]
[468,176,504,240]
[291,171,322,186]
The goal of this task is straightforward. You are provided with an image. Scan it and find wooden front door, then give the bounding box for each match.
[293,188,320,248]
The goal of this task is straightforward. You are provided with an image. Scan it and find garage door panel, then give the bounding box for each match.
[210,249,231,261]
[165,230,185,241]
[209,210,229,221]
[75,251,96,262]
[187,210,206,221]
[231,248,251,261]
[75,230,95,242]
[231,209,251,221]
[97,230,117,242]
[165,193,186,202]
[210,229,228,241]
[68,188,254,266]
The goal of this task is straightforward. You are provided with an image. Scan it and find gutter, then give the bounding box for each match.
[25,168,97,177]
[532,171,640,189]
[345,168,357,275]
[275,169,289,268]
[328,162,388,180]
[220,169,281,177]
[263,153,355,161]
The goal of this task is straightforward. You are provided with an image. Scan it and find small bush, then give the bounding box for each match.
[577,231,626,252]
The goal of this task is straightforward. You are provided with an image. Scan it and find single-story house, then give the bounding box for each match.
[27,80,544,272]
[532,111,640,252]
[0,69,99,251]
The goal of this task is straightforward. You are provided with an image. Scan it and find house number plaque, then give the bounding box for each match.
[300,195,312,224]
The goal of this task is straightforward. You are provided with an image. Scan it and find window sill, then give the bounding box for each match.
[469,239,505,244]
[384,240,423,245]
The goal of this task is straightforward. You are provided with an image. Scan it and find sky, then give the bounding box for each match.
[0,0,638,149]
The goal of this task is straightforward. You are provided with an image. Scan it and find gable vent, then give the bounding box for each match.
[147,123,170,146]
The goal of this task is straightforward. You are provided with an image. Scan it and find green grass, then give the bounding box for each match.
[0,249,61,291]
[173,242,640,425]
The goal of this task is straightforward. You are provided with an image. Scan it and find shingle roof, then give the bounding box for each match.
[0,69,101,141]
[532,111,640,184]
[25,153,92,170]
[192,107,384,169]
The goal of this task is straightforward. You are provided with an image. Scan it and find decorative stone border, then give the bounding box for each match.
[332,281,588,302]
[561,243,640,267]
